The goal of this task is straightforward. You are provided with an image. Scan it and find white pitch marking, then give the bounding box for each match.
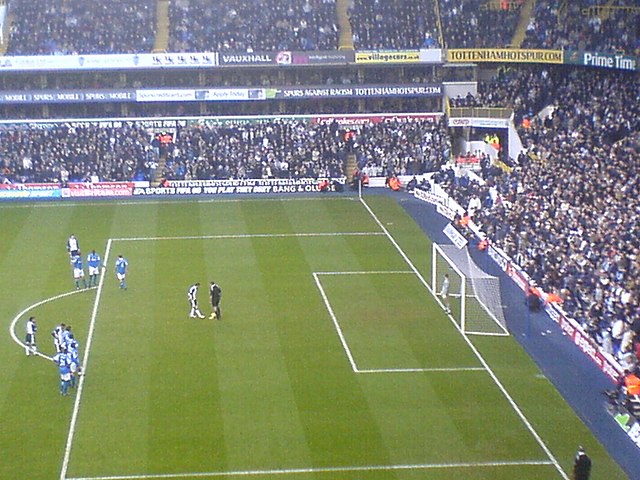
[358,367,486,374]
[359,196,570,480]
[66,459,555,480]
[59,239,113,480]
[112,232,384,242]
[9,288,97,362]
[313,270,487,374]
[312,272,359,372]
[315,270,413,276]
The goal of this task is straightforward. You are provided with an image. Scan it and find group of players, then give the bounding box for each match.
[25,234,130,396]
[188,281,222,320]
[67,234,129,291]
[51,323,82,396]
[28,234,224,396]
[23,320,83,396]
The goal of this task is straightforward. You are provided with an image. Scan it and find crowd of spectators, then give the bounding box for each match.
[168,0,338,53]
[348,0,440,50]
[450,65,557,125]
[0,116,452,186]
[352,118,450,178]
[157,117,450,182]
[523,0,640,55]
[437,66,640,373]
[0,123,157,183]
[161,117,448,181]
[4,0,639,55]
[439,0,521,49]
[7,0,156,55]
[162,119,345,180]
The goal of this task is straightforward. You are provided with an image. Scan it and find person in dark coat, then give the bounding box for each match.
[573,446,591,480]
[208,281,222,320]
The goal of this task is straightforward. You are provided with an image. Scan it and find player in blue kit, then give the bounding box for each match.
[86,250,101,287]
[66,334,81,388]
[53,348,72,396]
[71,252,88,289]
[115,254,128,290]
[61,325,73,349]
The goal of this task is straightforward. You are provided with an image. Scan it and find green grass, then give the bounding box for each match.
[0,195,627,479]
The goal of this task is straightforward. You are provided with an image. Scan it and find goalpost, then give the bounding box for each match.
[431,243,509,336]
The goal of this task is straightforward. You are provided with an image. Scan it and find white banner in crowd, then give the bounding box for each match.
[0,53,220,71]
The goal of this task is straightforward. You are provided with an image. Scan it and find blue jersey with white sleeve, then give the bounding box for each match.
[68,339,80,363]
[115,257,128,274]
[72,254,83,270]
[87,251,101,269]
[61,330,73,349]
[53,351,71,374]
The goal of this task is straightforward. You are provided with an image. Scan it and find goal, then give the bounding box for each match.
[431,243,509,336]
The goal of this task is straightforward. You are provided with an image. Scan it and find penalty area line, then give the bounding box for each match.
[358,367,486,373]
[66,459,556,480]
[314,270,414,276]
[112,232,385,242]
[312,272,359,372]
[312,270,485,374]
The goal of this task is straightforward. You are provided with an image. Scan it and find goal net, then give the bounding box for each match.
[431,243,509,336]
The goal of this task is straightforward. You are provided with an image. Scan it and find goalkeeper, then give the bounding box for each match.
[440,273,451,314]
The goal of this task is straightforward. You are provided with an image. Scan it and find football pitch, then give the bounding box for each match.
[0,194,627,479]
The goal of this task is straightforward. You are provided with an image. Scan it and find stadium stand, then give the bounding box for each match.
[439,0,522,48]
[162,119,346,180]
[522,0,640,55]
[0,64,443,92]
[449,65,553,125]
[351,117,450,177]
[348,0,440,50]
[3,0,637,55]
[0,115,451,185]
[168,0,338,53]
[0,123,158,183]
[7,0,156,55]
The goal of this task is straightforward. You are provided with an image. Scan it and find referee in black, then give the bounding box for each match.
[209,280,222,320]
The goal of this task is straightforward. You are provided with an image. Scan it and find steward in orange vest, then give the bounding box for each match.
[318,178,330,192]
[625,372,640,396]
[388,176,401,191]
